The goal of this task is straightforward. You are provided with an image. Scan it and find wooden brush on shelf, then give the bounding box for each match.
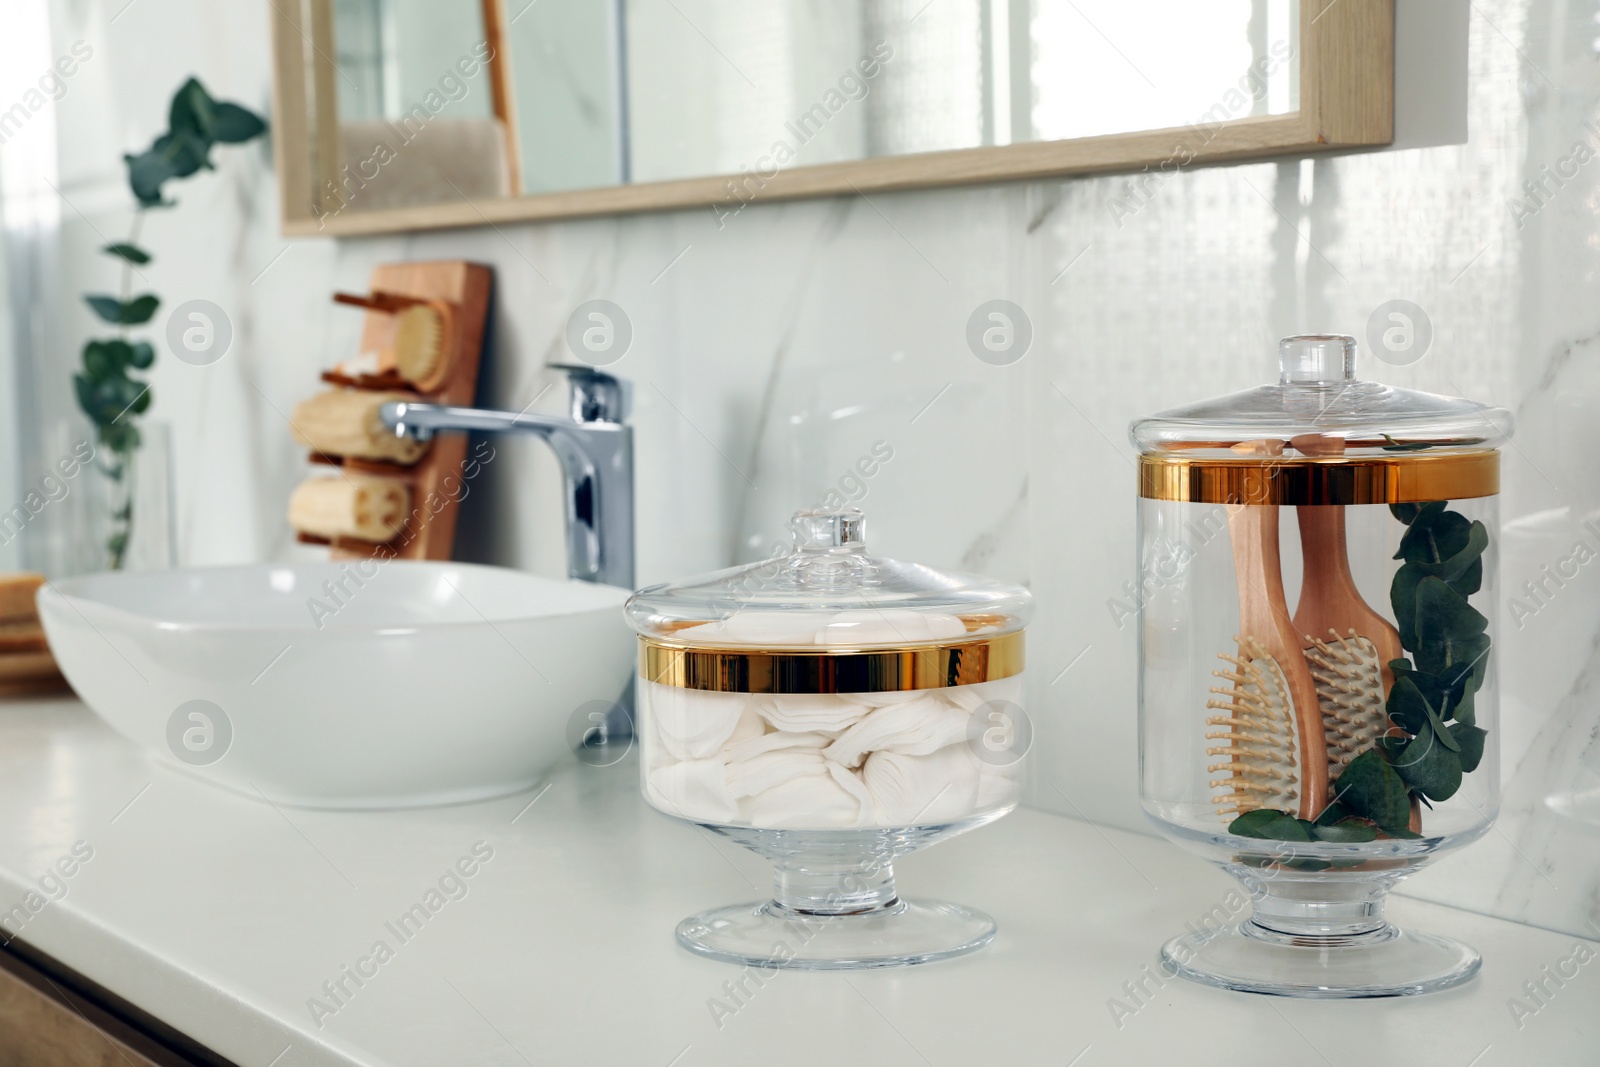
[1206,440,1330,822]
[287,261,491,561]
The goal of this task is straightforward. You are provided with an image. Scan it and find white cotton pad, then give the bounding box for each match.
[650,684,750,761]
[695,611,822,647]
[746,773,863,828]
[756,693,869,734]
[725,749,829,800]
[813,609,968,646]
[723,729,830,763]
[824,695,972,769]
[647,759,737,823]
[862,745,981,826]
[942,684,987,714]
[724,705,767,747]
[825,762,875,827]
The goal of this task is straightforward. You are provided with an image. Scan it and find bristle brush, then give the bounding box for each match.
[1290,433,1417,830]
[1206,440,1330,822]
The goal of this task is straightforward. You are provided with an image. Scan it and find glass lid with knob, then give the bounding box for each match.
[1131,334,1514,458]
[625,507,1032,652]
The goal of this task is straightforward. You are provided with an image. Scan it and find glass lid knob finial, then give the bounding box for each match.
[791,508,865,552]
[1279,334,1357,385]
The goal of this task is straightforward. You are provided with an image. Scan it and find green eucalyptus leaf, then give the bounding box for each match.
[1438,658,1477,696]
[85,295,126,323]
[1443,682,1476,727]
[153,129,211,179]
[1391,503,1447,558]
[1390,503,1422,524]
[1402,518,1489,594]
[1331,750,1413,832]
[1229,808,1291,838]
[1398,508,1472,565]
[1414,577,1491,686]
[1386,675,1433,736]
[1269,817,1314,842]
[78,379,124,426]
[1449,553,1484,598]
[102,340,136,367]
[1311,819,1379,843]
[122,295,159,325]
[84,294,160,325]
[82,341,118,380]
[1391,564,1425,649]
[1449,722,1488,773]
[209,101,267,143]
[1229,808,1310,841]
[168,77,216,139]
[1427,698,1460,751]
[102,242,151,265]
[1313,801,1353,826]
[123,149,176,207]
[1390,660,1456,717]
[127,341,155,369]
[1385,827,1424,840]
[1385,731,1463,801]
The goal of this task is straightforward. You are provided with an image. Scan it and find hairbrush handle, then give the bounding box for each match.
[1225,439,1329,819]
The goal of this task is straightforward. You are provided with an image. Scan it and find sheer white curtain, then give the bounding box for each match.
[0,0,87,575]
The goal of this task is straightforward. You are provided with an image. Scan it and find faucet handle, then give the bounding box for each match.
[549,363,628,425]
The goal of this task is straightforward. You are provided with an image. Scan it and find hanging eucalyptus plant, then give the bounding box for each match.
[75,78,266,568]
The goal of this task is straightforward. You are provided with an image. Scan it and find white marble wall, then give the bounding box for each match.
[9,0,1600,939]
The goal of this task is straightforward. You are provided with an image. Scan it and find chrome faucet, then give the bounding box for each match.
[379,365,635,589]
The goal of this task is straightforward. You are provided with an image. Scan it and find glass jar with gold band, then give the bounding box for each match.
[624,507,1031,969]
[1131,334,1513,998]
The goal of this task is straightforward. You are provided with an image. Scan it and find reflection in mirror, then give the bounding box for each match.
[625,0,1295,186]
[328,0,507,212]
[504,2,626,195]
[320,0,1298,213]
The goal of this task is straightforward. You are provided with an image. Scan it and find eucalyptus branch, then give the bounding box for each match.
[73,78,265,569]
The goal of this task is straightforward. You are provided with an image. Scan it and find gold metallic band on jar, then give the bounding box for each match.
[639,631,1025,693]
[1137,451,1499,505]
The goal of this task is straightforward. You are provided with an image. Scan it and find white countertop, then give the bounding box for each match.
[0,695,1592,1067]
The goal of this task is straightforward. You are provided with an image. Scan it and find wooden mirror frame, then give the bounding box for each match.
[270,0,1392,237]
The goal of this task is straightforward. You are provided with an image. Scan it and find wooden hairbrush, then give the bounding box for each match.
[1290,434,1419,831]
[1207,440,1330,822]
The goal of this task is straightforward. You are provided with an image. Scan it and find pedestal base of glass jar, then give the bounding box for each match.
[1161,922,1480,998]
[676,898,995,970]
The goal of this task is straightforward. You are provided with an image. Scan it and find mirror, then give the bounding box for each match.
[271,0,1389,234]
[621,0,1296,189]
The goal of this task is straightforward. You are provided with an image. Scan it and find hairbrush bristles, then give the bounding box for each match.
[1304,628,1389,781]
[1206,635,1303,819]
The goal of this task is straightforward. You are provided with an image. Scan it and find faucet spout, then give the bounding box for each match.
[379,371,634,589]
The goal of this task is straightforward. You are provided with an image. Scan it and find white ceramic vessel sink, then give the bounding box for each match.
[37,562,633,809]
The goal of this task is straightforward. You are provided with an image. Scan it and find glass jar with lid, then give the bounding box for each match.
[625,507,1032,969]
[1131,335,1513,997]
